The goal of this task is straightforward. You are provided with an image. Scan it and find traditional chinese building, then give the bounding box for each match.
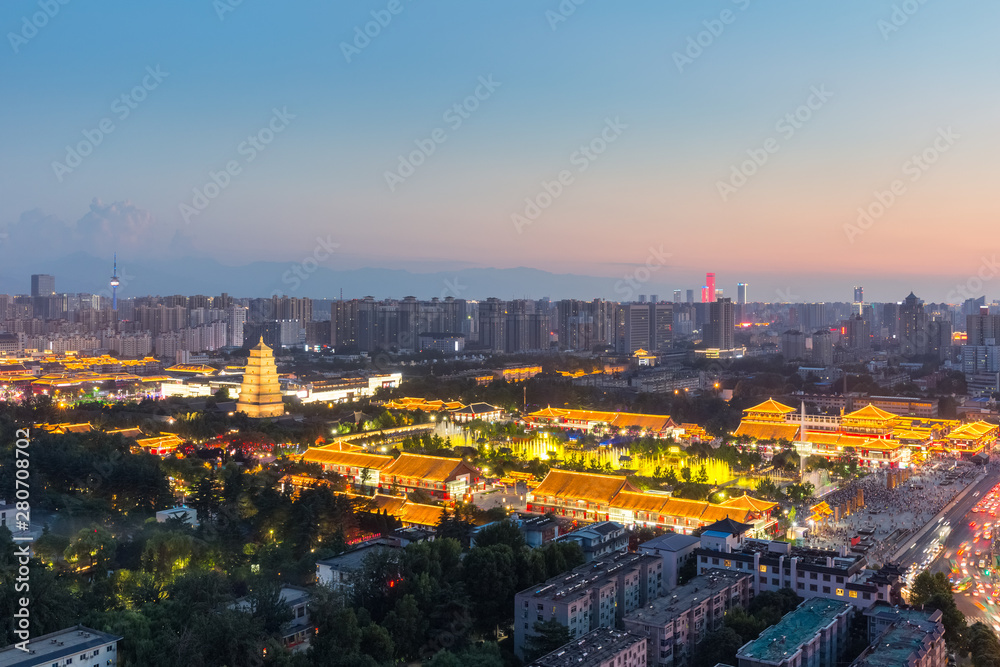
[236,337,284,418]
[526,469,777,534]
[525,407,680,438]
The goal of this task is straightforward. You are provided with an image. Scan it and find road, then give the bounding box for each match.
[893,467,1000,626]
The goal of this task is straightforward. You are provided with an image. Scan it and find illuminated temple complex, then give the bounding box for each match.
[733,398,998,466]
[526,469,778,535]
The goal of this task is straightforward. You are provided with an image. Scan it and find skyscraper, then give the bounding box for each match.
[705,298,734,350]
[853,286,863,303]
[673,290,682,303]
[30,274,55,297]
[685,289,694,304]
[737,283,748,304]
[704,273,715,303]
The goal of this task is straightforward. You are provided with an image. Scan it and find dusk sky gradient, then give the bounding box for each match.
[1,0,998,302]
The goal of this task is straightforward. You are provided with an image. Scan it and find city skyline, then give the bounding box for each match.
[2,2,998,302]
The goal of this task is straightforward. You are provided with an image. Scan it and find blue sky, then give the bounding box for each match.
[1,0,998,301]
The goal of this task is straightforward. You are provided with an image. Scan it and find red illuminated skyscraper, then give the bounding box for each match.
[704,273,715,303]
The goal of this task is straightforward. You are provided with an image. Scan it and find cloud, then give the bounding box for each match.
[1,198,168,260]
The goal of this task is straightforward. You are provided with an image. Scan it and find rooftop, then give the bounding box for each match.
[0,625,121,667]
[316,541,400,572]
[518,552,660,604]
[640,532,701,553]
[738,598,853,663]
[852,620,944,667]
[625,569,751,627]
[529,627,646,667]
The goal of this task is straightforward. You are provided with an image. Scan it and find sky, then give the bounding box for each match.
[1,0,998,302]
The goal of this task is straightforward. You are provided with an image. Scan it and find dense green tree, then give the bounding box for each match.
[524,618,573,662]
[693,626,744,667]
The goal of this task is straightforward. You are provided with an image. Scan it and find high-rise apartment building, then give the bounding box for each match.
[705,298,735,350]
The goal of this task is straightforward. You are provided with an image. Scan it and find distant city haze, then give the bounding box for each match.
[1,2,997,302]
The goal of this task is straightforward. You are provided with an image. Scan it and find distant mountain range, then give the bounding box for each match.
[0,252,674,301]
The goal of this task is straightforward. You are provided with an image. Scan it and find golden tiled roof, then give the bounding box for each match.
[733,422,800,441]
[744,399,796,415]
[532,470,631,505]
[843,404,896,421]
[609,491,669,514]
[301,448,393,469]
[382,453,476,483]
[42,422,94,434]
[720,493,779,513]
[700,506,753,524]
[106,427,144,438]
[947,421,998,440]
[526,408,675,432]
[396,502,445,527]
[136,434,183,449]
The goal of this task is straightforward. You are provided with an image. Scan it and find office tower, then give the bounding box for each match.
[704,273,715,303]
[650,294,658,304]
[686,290,694,304]
[649,303,673,351]
[853,286,863,303]
[616,303,651,353]
[714,288,723,300]
[705,298,734,350]
[926,317,952,361]
[638,294,647,303]
[701,286,710,302]
[737,283,748,304]
[30,274,55,297]
[841,315,871,350]
[673,290,682,303]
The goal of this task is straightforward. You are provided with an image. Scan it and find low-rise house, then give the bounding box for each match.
[0,625,122,667]
[230,585,312,652]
